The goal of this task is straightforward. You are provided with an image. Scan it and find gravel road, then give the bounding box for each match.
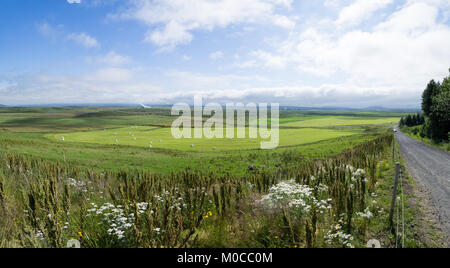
[396,131,450,237]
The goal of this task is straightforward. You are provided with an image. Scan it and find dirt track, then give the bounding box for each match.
[396,131,450,240]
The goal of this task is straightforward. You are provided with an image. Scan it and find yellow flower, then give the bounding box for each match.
[274,236,279,239]
[293,245,298,248]
[77,232,83,237]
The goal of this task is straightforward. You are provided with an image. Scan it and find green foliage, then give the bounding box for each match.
[422,80,440,116]
[0,132,401,248]
[417,69,450,142]
[399,113,424,127]
[429,76,450,141]
[0,108,418,248]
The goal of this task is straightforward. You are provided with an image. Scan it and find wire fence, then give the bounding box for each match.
[391,133,405,248]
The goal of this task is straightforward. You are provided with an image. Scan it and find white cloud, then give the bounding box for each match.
[147,21,193,48]
[37,23,55,37]
[209,51,224,60]
[335,0,394,26]
[0,68,425,107]
[164,70,269,90]
[0,69,159,105]
[85,68,134,83]
[6,0,450,108]
[375,2,439,32]
[37,22,65,40]
[112,0,295,49]
[156,70,410,107]
[67,32,100,48]
[97,51,132,66]
[163,84,408,107]
[251,50,286,68]
[182,55,192,61]
[243,1,450,98]
[67,0,81,4]
[323,0,345,10]
[236,60,258,68]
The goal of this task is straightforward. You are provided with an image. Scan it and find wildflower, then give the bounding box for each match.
[260,180,332,217]
[35,231,45,241]
[356,207,374,220]
[325,220,354,248]
[87,202,136,241]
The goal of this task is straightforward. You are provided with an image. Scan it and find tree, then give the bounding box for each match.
[421,118,432,138]
[429,75,450,141]
[405,115,412,127]
[412,114,418,126]
[418,113,425,124]
[400,113,425,128]
[422,80,440,116]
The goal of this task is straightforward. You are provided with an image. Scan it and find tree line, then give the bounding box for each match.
[399,113,425,127]
[399,69,450,142]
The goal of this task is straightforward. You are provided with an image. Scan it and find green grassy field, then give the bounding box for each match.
[1,106,427,248]
[280,116,399,128]
[0,107,404,175]
[45,126,360,152]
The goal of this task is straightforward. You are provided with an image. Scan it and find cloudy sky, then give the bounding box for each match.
[0,0,449,108]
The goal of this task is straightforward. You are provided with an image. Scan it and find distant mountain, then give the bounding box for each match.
[1,103,419,112]
[361,106,421,112]
[281,105,419,112]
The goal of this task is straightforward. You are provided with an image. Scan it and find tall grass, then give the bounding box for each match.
[0,132,393,248]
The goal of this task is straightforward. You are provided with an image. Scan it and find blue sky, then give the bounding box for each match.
[1,0,449,108]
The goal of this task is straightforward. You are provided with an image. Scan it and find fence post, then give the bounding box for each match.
[389,163,400,232]
[392,134,396,162]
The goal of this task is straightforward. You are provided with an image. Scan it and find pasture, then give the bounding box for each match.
[0,106,422,248]
[280,116,399,128]
[45,127,360,152]
[0,107,403,175]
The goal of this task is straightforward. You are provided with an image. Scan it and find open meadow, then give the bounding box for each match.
[45,127,360,152]
[0,107,423,248]
[2,0,449,252]
[0,107,402,174]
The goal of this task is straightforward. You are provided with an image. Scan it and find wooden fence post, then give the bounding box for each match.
[389,163,400,232]
[393,134,396,162]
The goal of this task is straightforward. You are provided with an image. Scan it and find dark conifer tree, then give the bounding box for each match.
[422,80,440,116]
